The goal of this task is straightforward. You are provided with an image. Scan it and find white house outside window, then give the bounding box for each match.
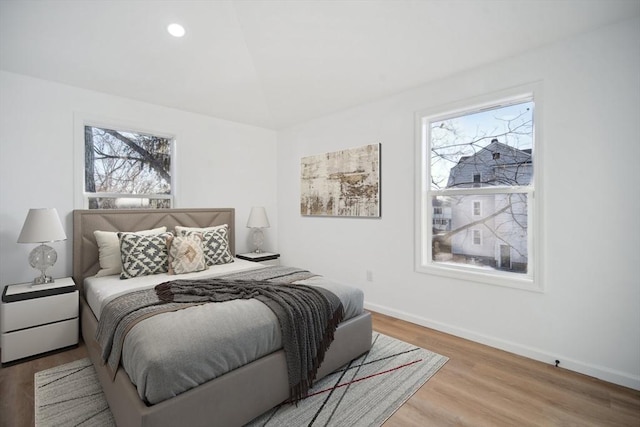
[415,87,540,290]
[473,201,482,216]
[83,125,174,209]
[472,229,482,245]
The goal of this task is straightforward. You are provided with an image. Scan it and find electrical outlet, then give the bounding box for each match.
[366,270,373,282]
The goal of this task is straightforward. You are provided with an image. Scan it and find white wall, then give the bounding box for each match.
[0,71,278,288]
[277,17,640,389]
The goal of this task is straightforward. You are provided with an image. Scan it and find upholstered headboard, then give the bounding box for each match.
[72,208,235,293]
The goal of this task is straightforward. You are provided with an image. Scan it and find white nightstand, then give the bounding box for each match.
[1,277,79,364]
[236,252,281,266]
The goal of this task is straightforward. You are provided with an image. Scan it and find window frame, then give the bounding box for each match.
[414,83,543,292]
[74,114,177,209]
[472,229,482,246]
[472,200,482,217]
[473,173,482,187]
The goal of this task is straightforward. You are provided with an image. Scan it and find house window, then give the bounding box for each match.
[416,87,539,290]
[83,125,174,209]
[472,229,482,245]
[473,201,482,216]
[434,207,443,215]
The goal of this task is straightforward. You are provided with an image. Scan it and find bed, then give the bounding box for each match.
[72,208,372,427]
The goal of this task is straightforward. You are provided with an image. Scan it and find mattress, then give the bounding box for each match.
[85,258,264,320]
[84,259,365,404]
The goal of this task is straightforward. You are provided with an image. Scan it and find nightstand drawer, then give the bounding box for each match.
[1,318,78,363]
[1,291,78,332]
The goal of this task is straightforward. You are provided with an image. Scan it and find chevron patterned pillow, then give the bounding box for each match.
[176,224,234,266]
[119,232,173,279]
[94,226,167,277]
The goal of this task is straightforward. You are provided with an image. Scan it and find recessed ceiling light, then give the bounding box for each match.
[167,23,185,38]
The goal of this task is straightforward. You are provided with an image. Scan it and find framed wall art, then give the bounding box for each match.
[300,143,381,217]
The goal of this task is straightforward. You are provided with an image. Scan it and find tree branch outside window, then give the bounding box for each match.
[84,125,173,209]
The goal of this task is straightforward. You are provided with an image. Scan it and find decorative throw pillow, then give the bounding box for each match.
[94,227,167,277]
[176,224,234,266]
[167,233,207,275]
[174,225,224,234]
[119,232,173,279]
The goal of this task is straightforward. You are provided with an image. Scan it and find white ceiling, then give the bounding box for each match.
[1,0,638,130]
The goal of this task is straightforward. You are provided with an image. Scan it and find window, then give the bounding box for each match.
[473,201,482,216]
[415,86,540,290]
[82,125,174,209]
[472,229,482,245]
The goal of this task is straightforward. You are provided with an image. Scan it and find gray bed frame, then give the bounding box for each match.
[72,208,372,427]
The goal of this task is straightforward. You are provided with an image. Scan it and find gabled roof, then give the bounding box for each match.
[456,140,532,167]
[447,139,532,187]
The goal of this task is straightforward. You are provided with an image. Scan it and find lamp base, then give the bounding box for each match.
[28,244,57,286]
[251,228,265,253]
[32,275,55,286]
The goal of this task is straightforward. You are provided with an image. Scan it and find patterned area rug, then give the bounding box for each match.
[34,358,114,427]
[35,333,448,427]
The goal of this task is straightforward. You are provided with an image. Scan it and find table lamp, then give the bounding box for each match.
[246,207,270,253]
[17,208,67,285]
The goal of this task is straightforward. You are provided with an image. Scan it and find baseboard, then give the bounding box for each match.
[365,301,640,391]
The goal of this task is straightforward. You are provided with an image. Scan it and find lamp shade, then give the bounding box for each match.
[246,207,270,228]
[17,208,67,243]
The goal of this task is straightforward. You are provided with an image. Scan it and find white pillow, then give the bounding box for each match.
[94,226,167,277]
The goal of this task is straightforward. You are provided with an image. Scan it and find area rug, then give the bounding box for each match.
[34,357,114,427]
[35,332,448,427]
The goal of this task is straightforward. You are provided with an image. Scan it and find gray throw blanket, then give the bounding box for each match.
[96,267,344,401]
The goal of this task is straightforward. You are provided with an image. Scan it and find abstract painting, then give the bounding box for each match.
[301,143,380,217]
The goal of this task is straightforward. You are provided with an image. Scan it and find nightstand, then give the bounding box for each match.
[237,252,281,266]
[1,277,79,364]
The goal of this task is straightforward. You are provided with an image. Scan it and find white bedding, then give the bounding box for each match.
[85,258,264,320]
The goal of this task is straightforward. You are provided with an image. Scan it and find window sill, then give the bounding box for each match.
[416,262,542,293]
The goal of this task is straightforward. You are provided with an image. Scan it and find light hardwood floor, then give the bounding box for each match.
[0,343,87,427]
[1,311,638,427]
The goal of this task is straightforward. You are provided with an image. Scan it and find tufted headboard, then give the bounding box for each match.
[72,208,235,294]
